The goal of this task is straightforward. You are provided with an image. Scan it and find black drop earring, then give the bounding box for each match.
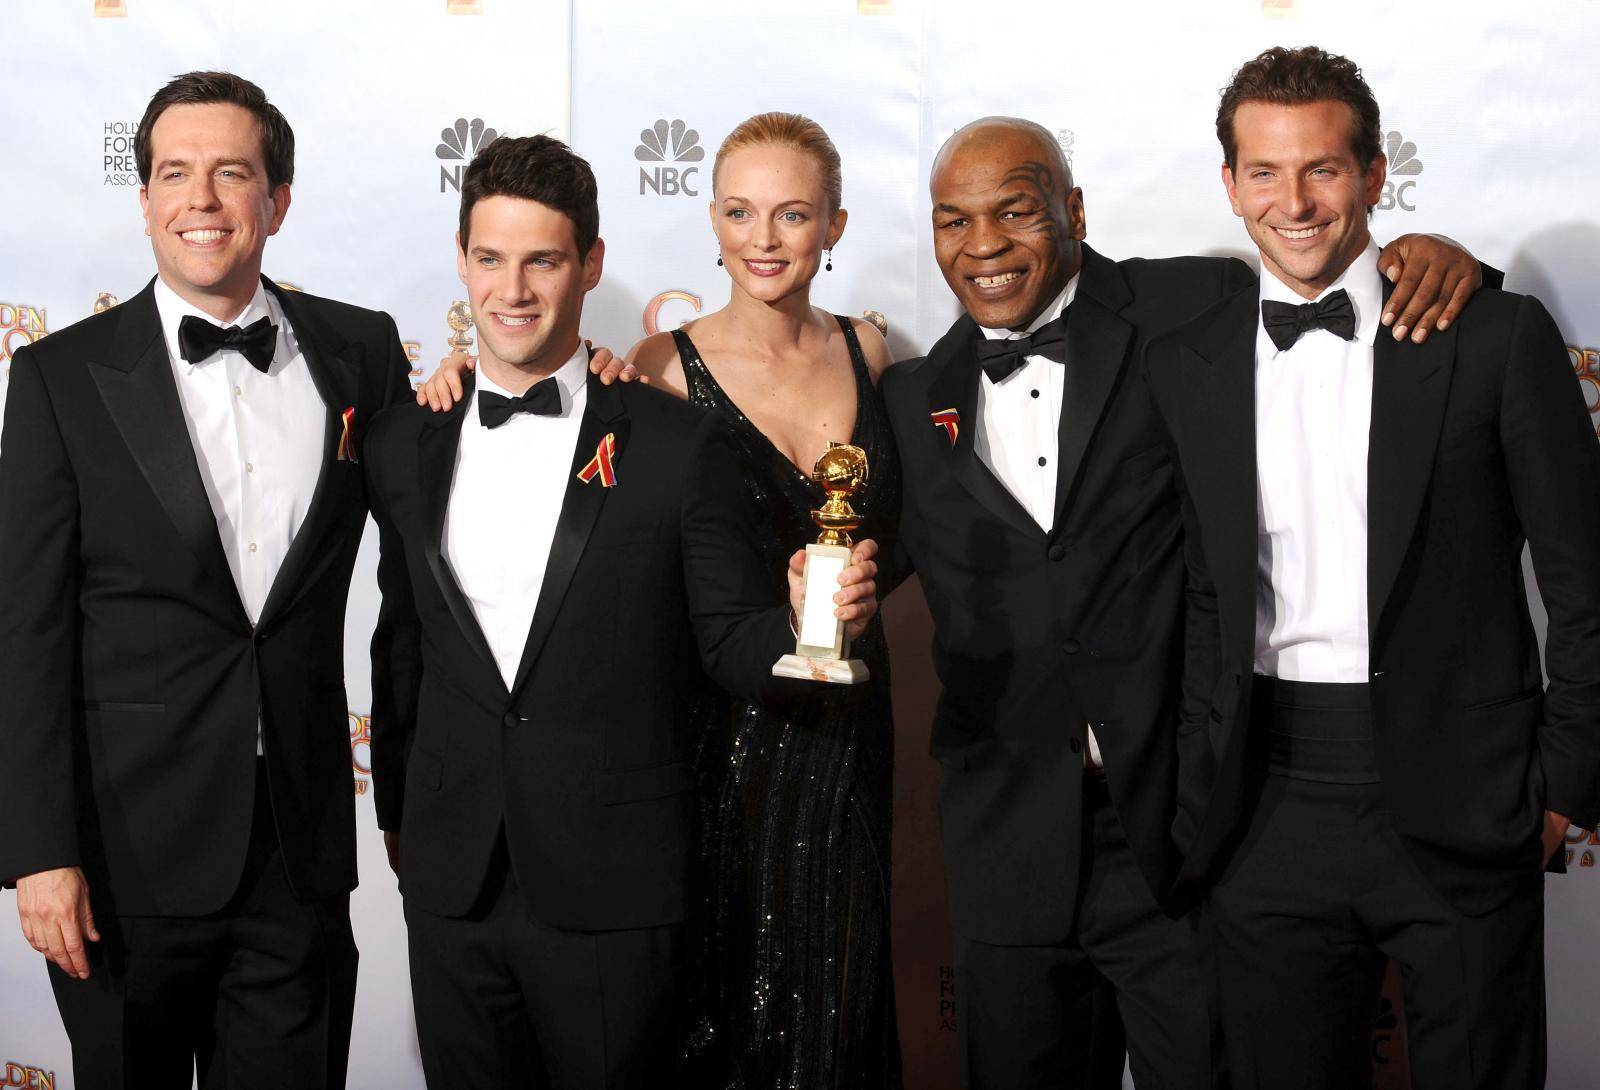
[716,255,724,266]
[825,248,834,272]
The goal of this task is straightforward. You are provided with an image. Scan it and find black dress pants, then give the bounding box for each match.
[48,760,359,1090]
[1209,680,1546,1090]
[954,774,1220,1090]
[404,849,684,1090]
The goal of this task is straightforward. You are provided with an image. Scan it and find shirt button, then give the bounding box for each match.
[1030,389,1040,399]
[245,462,254,473]
[1048,545,1066,562]
[1063,638,1080,655]
[234,385,243,397]
[248,542,258,554]
[1037,456,1048,467]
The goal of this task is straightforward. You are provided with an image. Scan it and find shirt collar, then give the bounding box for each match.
[978,272,1080,342]
[154,275,288,374]
[1257,239,1383,354]
[474,339,590,421]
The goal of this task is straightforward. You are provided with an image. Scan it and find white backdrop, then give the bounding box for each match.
[2,2,1596,1088]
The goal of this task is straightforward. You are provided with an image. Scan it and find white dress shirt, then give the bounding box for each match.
[974,276,1102,767]
[1253,240,1382,682]
[975,275,1078,534]
[155,276,326,752]
[444,343,590,689]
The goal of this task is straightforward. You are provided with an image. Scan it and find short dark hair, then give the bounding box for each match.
[458,135,600,258]
[135,71,295,190]
[1216,46,1382,171]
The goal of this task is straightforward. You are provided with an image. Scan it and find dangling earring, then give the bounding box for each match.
[716,255,724,266]
[825,248,834,272]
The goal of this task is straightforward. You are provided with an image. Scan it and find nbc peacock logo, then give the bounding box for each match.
[1376,130,1424,213]
[436,117,500,193]
[635,119,703,197]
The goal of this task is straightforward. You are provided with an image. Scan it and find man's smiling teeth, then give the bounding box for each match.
[181,229,225,243]
[497,315,534,326]
[973,271,1022,287]
[1274,225,1326,240]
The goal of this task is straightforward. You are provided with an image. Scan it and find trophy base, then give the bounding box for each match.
[771,654,871,686]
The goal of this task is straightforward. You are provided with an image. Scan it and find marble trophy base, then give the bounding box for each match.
[772,653,871,685]
[773,541,870,686]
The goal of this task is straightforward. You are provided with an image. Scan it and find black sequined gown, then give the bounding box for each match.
[674,318,902,1090]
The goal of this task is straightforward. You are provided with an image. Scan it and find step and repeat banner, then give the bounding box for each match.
[2,2,1596,1088]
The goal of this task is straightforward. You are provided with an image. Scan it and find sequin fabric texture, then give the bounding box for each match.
[673,317,903,1090]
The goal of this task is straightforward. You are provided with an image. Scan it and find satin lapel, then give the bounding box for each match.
[510,372,628,694]
[87,283,247,623]
[1178,287,1262,653]
[257,280,364,627]
[1052,252,1133,531]
[418,376,503,686]
[1367,287,1455,647]
[925,320,1041,540]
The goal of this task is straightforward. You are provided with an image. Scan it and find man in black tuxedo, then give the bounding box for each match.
[1146,46,1600,1088]
[362,134,878,1089]
[879,117,1483,1089]
[0,73,414,1087]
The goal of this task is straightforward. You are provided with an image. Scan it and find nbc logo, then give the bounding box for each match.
[635,119,703,197]
[436,117,500,193]
[1376,130,1423,212]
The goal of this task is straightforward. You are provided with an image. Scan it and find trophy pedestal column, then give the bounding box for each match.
[772,542,871,686]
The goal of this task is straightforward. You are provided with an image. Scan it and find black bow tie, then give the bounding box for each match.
[477,378,562,428]
[976,310,1070,383]
[178,314,278,373]
[1260,289,1357,351]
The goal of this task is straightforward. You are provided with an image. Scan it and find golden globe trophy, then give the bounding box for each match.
[773,442,871,685]
[446,300,475,353]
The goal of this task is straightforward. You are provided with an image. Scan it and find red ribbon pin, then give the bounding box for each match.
[930,407,960,447]
[337,406,358,462]
[576,432,619,487]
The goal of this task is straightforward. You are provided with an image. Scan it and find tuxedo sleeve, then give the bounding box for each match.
[1498,295,1600,830]
[681,417,806,702]
[0,345,84,884]
[364,409,422,833]
[1143,339,1221,857]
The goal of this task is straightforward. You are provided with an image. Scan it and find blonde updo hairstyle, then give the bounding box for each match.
[712,111,843,214]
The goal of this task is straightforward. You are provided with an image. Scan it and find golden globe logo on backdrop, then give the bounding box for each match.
[642,290,702,336]
[0,1061,55,1089]
[350,711,373,797]
[1569,344,1599,438]
[0,303,49,373]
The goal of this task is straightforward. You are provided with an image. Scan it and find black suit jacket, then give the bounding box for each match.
[880,245,1254,944]
[1147,277,1600,914]
[0,277,414,914]
[363,372,796,929]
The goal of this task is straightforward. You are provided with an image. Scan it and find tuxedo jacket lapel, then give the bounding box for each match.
[510,372,628,694]
[925,318,1041,541]
[257,279,364,628]
[418,376,504,689]
[1052,247,1133,532]
[87,282,247,624]
[1367,281,1456,649]
[1179,286,1262,654]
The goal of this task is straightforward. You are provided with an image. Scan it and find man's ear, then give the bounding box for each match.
[1222,162,1243,218]
[583,237,605,292]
